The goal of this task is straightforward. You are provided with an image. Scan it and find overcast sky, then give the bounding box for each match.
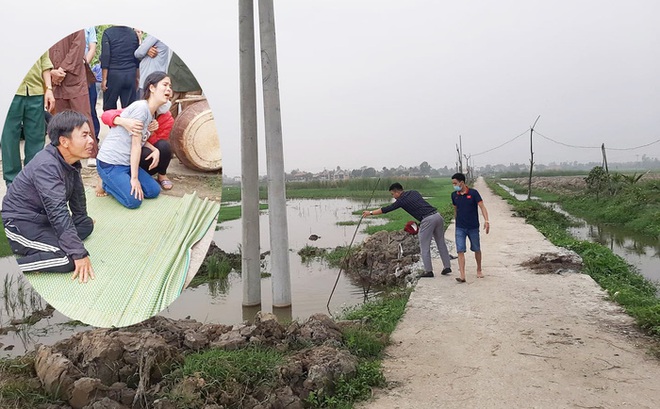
[2,1,659,177]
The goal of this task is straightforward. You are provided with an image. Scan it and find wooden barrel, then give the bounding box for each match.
[170,99,222,172]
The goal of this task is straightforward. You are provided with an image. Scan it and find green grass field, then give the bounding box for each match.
[362,177,456,234]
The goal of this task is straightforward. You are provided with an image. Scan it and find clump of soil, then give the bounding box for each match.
[298,246,328,260]
[520,249,583,274]
[510,176,587,194]
[202,241,242,270]
[27,313,368,409]
[343,230,421,286]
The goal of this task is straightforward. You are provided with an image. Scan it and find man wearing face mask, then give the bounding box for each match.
[451,173,490,283]
[362,182,453,278]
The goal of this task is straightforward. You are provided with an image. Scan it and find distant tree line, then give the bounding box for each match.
[222,156,659,186]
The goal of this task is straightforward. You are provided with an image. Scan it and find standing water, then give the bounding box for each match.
[0,257,92,358]
[160,198,387,324]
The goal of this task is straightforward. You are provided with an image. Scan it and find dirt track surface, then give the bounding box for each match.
[357,177,660,409]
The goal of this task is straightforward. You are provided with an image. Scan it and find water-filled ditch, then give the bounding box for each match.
[498,184,660,283]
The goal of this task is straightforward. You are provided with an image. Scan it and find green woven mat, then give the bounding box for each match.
[25,190,220,328]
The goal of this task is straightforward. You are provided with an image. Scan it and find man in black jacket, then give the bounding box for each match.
[2,110,96,283]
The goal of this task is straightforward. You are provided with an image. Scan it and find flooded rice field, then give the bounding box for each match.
[160,198,387,324]
[0,257,91,358]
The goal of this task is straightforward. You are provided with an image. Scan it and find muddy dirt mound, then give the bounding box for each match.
[30,313,365,409]
[520,249,583,274]
[511,176,587,194]
[344,230,420,286]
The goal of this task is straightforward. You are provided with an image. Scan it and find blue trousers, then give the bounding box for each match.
[97,160,160,209]
[88,83,100,137]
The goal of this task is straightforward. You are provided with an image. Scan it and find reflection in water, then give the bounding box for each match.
[161,198,386,325]
[498,183,660,282]
[0,257,91,358]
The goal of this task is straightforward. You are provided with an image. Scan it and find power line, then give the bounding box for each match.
[606,139,660,151]
[535,131,660,151]
[471,128,530,157]
[534,131,600,149]
[466,128,660,160]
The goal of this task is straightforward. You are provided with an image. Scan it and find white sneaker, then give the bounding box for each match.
[87,158,97,167]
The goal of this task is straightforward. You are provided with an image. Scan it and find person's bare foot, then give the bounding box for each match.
[95,177,107,197]
[477,270,485,278]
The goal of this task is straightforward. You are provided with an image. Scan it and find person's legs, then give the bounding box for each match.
[455,227,468,281]
[96,161,142,209]
[428,213,451,271]
[139,146,158,175]
[88,83,100,137]
[153,140,172,177]
[3,219,75,273]
[466,228,483,278]
[137,167,161,199]
[475,251,483,278]
[103,70,121,111]
[1,95,25,185]
[417,218,434,275]
[118,69,138,109]
[22,95,46,165]
[73,215,94,240]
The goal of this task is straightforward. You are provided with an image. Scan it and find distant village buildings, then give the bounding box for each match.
[222,157,660,186]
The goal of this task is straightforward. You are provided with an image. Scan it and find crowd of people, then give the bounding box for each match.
[0,26,203,279]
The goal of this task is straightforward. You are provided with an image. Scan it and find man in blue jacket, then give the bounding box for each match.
[1,110,96,283]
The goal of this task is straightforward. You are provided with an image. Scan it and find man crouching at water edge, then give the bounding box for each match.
[362,182,452,278]
[1,110,96,283]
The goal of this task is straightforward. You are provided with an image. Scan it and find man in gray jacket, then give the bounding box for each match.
[1,110,96,283]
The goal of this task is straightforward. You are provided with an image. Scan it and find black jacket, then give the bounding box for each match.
[1,144,89,259]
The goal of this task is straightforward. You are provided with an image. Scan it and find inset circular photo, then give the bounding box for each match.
[0,25,222,329]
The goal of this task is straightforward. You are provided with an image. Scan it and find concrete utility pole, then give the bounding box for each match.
[457,135,463,173]
[259,0,291,307]
[239,0,261,307]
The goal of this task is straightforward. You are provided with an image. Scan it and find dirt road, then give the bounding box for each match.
[358,177,660,409]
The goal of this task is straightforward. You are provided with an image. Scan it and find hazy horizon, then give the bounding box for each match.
[2,1,660,178]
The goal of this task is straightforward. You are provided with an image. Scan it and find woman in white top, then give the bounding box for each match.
[96,71,171,209]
